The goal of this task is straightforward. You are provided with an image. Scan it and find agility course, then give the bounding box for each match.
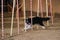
[0,0,60,40]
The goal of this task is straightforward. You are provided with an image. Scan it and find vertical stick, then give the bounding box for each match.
[46,0,49,26]
[23,0,26,32]
[40,0,43,17]
[49,0,53,25]
[37,0,39,16]
[37,0,39,29]
[16,0,20,34]
[10,0,15,36]
[30,0,33,30]
[1,0,4,39]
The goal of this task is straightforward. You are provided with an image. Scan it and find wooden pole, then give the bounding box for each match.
[37,0,39,16]
[23,0,26,32]
[37,0,40,29]
[16,0,20,34]
[40,0,43,17]
[30,0,33,30]
[10,0,15,36]
[46,0,49,26]
[49,0,53,25]
[1,0,4,39]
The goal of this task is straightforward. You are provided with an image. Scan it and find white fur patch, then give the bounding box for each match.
[24,23,31,30]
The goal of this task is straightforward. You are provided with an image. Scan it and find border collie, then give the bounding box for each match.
[24,17,50,30]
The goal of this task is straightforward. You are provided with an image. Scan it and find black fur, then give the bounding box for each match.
[26,17,50,26]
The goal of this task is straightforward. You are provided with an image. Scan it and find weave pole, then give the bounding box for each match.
[16,0,20,34]
[23,0,26,32]
[30,0,33,30]
[10,0,15,36]
[46,0,49,26]
[49,0,53,25]
[37,0,39,16]
[1,0,4,39]
[40,0,43,17]
[36,0,39,29]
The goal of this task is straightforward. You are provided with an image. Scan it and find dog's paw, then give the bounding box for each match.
[41,26,46,29]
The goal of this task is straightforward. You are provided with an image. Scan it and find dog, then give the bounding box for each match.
[24,16,50,30]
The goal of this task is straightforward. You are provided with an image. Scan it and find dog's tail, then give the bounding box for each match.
[42,17,50,21]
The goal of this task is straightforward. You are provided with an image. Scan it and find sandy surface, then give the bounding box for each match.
[3,30,60,40]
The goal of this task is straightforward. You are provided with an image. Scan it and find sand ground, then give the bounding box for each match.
[5,30,60,40]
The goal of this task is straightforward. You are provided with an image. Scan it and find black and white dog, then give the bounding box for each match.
[24,16,50,30]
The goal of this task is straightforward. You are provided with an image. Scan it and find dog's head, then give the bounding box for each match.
[26,19,31,25]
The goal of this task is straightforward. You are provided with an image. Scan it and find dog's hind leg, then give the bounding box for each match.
[39,22,46,29]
